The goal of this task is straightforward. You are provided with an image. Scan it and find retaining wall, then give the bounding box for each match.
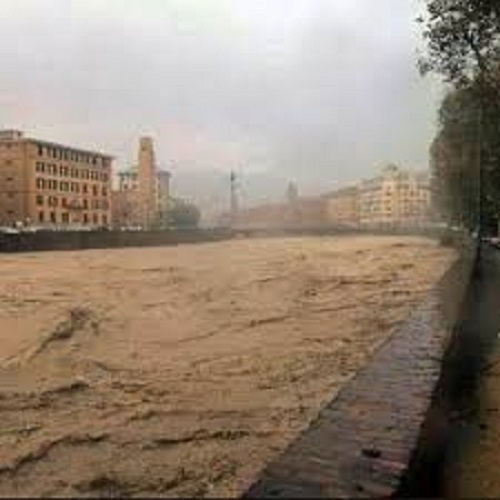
[0,229,234,253]
[0,226,446,253]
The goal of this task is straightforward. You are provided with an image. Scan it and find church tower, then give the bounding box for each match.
[137,137,157,229]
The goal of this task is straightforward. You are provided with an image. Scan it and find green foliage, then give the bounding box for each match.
[421,0,500,235]
[166,199,201,229]
[431,83,500,234]
[419,0,500,86]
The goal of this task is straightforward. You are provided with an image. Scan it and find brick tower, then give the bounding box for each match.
[137,137,157,229]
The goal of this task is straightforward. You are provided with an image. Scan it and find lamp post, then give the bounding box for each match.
[230,170,239,228]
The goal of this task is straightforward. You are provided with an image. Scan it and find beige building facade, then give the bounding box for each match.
[319,165,431,228]
[0,129,112,229]
[358,165,431,227]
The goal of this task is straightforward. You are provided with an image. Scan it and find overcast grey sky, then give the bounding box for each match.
[0,0,443,204]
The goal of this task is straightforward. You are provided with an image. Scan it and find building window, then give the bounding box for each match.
[62,212,69,223]
[83,213,89,224]
[62,198,68,208]
[38,145,44,156]
[102,186,107,196]
[36,178,44,189]
[102,214,108,226]
[36,195,44,206]
[92,213,98,224]
[38,211,44,222]
[83,199,89,209]
[50,211,56,223]
[92,185,98,196]
[83,184,88,194]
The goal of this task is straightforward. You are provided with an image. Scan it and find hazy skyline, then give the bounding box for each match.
[1,0,444,211]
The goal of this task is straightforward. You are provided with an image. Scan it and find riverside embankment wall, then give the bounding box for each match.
[0,226,447,253]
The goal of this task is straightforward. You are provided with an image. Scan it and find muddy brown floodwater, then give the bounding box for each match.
[0,236,455,498]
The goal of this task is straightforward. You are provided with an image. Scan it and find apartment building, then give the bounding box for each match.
[0,129,112,229]
[358,165,431,227]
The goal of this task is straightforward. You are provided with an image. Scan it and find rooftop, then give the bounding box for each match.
[0,129,113,158]
[27,137,114,159]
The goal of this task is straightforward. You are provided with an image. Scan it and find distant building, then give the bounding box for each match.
[232,202,289,230]
[294,196,327,228]
[322,186,359,227]
[0,129,112,229]
[156,170,172,227]
[358,165,431,227]
[230,182,326,231]
[216,166,431,231]
[111,137,171,229]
